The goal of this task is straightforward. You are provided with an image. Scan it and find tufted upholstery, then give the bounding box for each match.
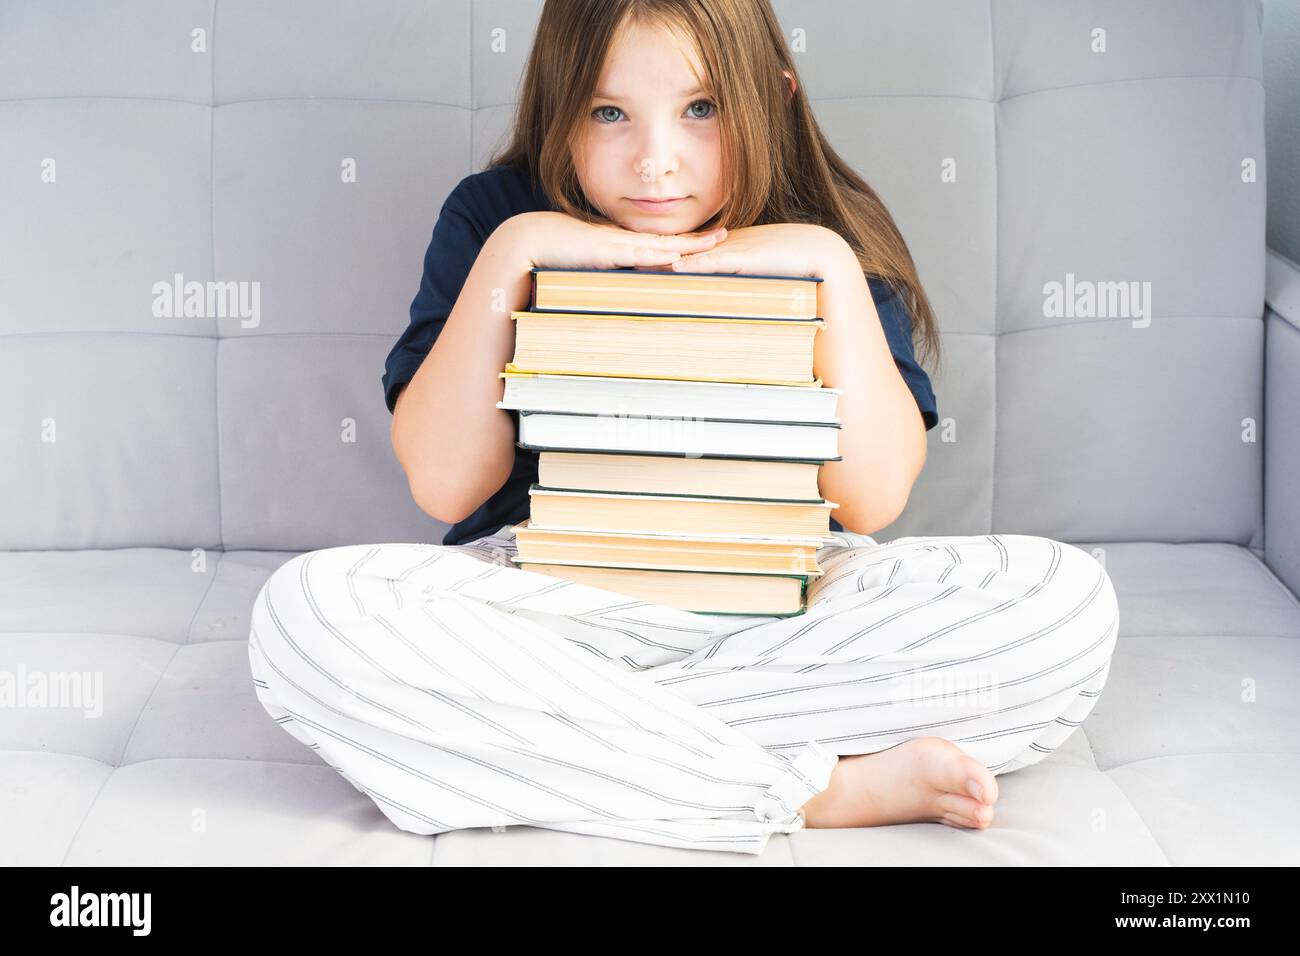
[3,0,1298,865]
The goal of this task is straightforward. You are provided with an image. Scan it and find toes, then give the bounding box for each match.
[937,792,983,819]
[937,792,995,828]
[922,740,997,805]
[955,755,998,805]
[942,813,987,829]
[976,764,999,804]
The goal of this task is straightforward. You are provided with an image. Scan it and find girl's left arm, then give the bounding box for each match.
[674,224,927,534]
[812,236,928,534]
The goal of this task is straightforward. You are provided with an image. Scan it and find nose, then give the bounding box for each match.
[632,119,681,186]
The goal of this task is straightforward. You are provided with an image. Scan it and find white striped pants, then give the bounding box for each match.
[247,525,1119,855]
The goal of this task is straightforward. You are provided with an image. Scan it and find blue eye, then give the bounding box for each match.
[590,100,717,123]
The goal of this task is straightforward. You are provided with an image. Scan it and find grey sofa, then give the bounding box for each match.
[3,0,1297,866]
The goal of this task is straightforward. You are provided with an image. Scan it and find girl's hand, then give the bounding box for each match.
[504,210,727,271]
[669,223,847,278]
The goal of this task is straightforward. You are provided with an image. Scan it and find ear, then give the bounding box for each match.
[782,69,797,102]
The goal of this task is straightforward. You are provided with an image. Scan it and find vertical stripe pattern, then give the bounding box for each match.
[247,525,1118,854]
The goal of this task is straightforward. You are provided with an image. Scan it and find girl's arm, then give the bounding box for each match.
[672,225,930,535]
[814,240,928,534]
[390,219,533,524]
[391,212,720,523]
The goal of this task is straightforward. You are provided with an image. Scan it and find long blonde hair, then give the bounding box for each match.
[487,0,942,378]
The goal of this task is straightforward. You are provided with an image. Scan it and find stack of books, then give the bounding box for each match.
[497,266,842,616]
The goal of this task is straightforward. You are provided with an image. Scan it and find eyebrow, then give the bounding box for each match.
[593,86,706,99]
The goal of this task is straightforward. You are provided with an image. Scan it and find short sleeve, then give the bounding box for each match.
[868,276,938,432]
[381,185,485,414]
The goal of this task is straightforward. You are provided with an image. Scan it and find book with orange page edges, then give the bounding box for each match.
[496,266,843,616]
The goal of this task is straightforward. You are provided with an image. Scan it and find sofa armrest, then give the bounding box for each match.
[1264,249,1300,601]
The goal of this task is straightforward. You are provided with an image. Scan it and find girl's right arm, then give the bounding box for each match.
[391,211,726,523]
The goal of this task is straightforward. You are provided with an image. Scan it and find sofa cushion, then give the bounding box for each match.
[3,538,1297,865]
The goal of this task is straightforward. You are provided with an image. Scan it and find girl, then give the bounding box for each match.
[248,0,1119,856]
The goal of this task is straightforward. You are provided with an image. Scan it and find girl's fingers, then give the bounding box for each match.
[671,250,742,273]
[684,227,727,247]
[607,247,681,268]
[653,232,724,256]
[661,235,719,255]
[635,247,682,264]
[591,228,727,269]
[615,238,712,263]
[633,228,727,251]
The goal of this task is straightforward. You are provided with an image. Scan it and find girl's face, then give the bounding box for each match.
[572,19,725,235]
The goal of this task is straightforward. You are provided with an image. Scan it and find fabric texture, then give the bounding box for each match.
[381,163,941,546]
[248,524,1118,855]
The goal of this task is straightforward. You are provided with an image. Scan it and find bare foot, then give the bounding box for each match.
[796,736,999,830]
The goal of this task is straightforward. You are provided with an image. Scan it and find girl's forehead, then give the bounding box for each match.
[601,18,705,80]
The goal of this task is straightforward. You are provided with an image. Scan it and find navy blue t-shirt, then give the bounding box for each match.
[383,162,939,546]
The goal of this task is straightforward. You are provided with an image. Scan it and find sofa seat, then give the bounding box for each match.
[3,541,1297,866]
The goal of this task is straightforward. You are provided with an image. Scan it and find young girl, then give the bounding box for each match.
[248,0,1119,856]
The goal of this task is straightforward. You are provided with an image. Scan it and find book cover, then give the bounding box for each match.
[528,266,823,322]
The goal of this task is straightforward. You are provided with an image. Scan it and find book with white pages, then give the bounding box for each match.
[498,370,840,423]
[515,408,841,461]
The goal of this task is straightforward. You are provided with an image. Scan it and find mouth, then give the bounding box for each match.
[627,196,689,212]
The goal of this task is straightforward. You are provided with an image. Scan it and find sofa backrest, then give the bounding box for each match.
[0,0,1266,552]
